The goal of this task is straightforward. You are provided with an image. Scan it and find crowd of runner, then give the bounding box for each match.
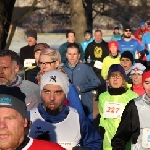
[0,21,150,150]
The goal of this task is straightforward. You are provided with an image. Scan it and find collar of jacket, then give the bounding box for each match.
[38,104,69,123]
[109,53,120,58]
[143,94,150,106]
[125,67,132,75]
[108,86,127,95]
[132,84,143,90]
[9,75,22,87]
[65,61,79,69]
[93,39,104,44]
[16,136,30,150]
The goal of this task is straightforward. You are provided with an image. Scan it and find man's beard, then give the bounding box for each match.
[44,101,64,116]
[0,73,16,86]
[124,35,131,38]
[0,77,10,85]
[46,107,60,115]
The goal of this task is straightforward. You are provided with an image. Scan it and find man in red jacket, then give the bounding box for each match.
[134,21,148,40]
[0,85,65,150]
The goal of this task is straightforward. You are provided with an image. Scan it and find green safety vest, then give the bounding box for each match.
[98,90,138,150]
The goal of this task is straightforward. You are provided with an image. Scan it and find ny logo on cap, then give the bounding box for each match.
[50,76,56,82]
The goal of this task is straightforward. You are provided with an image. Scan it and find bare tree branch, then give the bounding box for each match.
[5,0,40,49]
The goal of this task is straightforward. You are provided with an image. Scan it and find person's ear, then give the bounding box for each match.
[24,118,28,128]
[55,60,60,68]
[78,53,80,59]
[14,65,19,74]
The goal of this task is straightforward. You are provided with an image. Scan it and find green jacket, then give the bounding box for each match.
[98,90,138,150]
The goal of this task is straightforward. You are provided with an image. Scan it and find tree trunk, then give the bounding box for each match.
[68,0,87,43]
[0,0,16,50]
[84,0,93,31]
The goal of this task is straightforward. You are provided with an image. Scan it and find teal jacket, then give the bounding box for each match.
[59,42,84,63]
[111,34,121,41]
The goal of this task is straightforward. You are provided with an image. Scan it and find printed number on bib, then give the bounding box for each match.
[59,142,77,150]
[24,59,35,67]
[103,102,124,118]
[142,128,150,148]
[94,60,103,69]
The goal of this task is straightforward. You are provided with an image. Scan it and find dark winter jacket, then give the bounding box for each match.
[25,66,40,83]
[20,44,36,67]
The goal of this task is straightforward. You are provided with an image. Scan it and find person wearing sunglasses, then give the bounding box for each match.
[117,24,143,59]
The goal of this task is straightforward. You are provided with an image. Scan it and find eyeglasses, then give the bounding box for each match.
[124,29,131,32]
[38,61,56,66]
[110,75,122,79]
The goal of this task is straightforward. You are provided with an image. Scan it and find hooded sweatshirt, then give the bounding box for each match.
[9,75,41,110]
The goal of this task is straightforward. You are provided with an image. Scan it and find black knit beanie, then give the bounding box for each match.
[121,51,134,64]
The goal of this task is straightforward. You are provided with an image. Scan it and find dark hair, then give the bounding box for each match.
[66,30,75,38]
[95,29,102,34]
[84,30,92,34]
[67,43,80,53]
[0,50,20,65]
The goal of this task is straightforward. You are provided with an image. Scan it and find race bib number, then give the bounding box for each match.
[24,59,35,67]
[103,102,124,118]
[94,60,103,69]
[142,128,150,148]
[58,142,77,150]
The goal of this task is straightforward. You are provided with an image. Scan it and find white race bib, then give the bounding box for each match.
[142,128,150,148]
[148,44,150,51]
[79,95,81,100]
[94,60,103,69]
[58,142,77,150]
[24,59,35,67]
[103,102,124,118]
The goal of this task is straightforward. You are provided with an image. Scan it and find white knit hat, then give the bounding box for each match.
[40,70,69,96]
[130,63,146,75]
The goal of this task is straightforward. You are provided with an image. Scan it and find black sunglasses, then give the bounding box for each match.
[124,29,131,32]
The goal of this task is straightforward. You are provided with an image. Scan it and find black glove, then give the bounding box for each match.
[72,146,90,150]
[36,131,51,141]
[139,50,147,60]
[144,49,149,55]
[98,126,105,139]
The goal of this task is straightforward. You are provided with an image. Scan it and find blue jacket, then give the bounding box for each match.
[81,38,93,52]
[142,32,150,61]
[28,105,102,150]
[118,38,142,58]
[68,84,85,115]
[59,42,84,63]
[62,63,100,114]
